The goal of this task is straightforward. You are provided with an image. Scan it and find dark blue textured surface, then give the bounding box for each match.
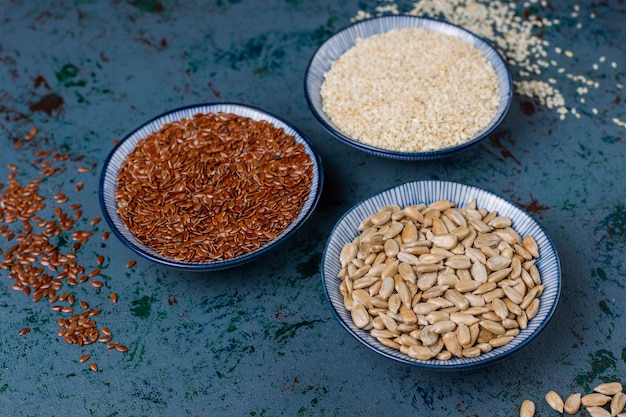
[1,1,625,416]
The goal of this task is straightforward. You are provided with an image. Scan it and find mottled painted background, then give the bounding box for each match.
[1,0,625,416]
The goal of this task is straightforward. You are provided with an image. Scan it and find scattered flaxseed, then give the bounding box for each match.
[109,293,118,303]
[125,259,136,268]
[79,353,90,363]
[18,327,30,336]
[1,135,126,371]
[89,362,98,372]
[23,127,37,141]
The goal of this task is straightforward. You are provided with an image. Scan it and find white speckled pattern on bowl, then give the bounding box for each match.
[321,180,560,370]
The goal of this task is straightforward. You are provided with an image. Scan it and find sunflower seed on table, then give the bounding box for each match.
[582,393,612,407]
[545,390,565,413]
[610,392,626,416]
[594,382,624,396]
[563,392,582,414]
[586,406,612,417]
[520,399,536,417]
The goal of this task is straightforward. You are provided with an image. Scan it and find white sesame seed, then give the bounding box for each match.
[320,28,500,152]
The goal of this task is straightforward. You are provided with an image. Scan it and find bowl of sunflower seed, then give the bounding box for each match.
[321,180,560,370]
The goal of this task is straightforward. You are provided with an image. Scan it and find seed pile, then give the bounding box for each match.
[320,28,500,152]
[115,112,314,262]
[1,127,127,371]
[353,0,623,123]
[337,199,542,360]
[520,381,626,417]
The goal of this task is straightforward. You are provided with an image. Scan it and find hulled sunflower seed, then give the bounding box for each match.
[586,406,612,417]
[582,393,612,407]
[594,382,623,396]
[612,392,626,416]
[564,392,582,414]
[545,390,564,413]
[520,399,536,417]
[337,200,543,361]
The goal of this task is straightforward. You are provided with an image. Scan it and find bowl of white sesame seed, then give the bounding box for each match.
[99,103,323,271]
[305,15,512,160]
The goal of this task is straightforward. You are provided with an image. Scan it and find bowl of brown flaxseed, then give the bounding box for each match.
[99,103,323,271]
[305,15,512,160]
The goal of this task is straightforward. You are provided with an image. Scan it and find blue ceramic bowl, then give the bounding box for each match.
[321,180,560,370]
[99,103,323,271]
[305,15,512,160]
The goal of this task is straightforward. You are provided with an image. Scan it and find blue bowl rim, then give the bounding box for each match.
[99,102,324,271]
[321,179,561,370]
[304,15,513,161]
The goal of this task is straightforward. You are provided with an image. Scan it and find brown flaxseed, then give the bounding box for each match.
[1,150,126,370]
[115,112,313,262]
